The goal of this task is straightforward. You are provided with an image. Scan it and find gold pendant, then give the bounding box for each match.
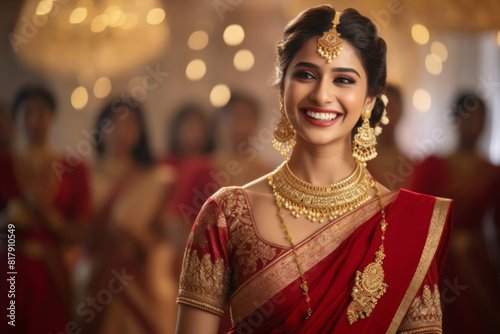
[346,259,388,324]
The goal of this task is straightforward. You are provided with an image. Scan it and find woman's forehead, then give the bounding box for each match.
[289,37,366,77]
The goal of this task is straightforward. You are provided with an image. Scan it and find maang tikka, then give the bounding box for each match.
[272,101,296,159]
[317,11,342,63]
[352,110,378,164]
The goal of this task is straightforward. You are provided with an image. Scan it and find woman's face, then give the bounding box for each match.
[18,97,53,146]
[282,37,375,147]
[178,113,209,156]
[104,109,141,158]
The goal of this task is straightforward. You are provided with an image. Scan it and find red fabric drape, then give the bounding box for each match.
[228,190,452,334]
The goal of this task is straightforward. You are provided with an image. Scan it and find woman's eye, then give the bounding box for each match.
[293,71,315,80]
[334,76,355,84]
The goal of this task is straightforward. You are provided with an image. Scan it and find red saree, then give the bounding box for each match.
[177,187,453,333]
[0,152,90,334]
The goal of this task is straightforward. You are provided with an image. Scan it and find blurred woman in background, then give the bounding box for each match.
[367,84,407,190]
[162,103,216,227]
[84,99,177,334]
[0,101,14,154]
[0,86,90,334]
[410,93,500,333]
[215,93,272,186]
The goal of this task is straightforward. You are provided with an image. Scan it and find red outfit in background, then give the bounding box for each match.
[162,154,217,225]
[0,152,90,334]
[410,155,500,333]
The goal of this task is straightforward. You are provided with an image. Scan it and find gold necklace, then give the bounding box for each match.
[268,168,388,323]
[270,161,372,223]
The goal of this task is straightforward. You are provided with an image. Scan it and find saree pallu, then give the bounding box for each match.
[177,187,453,333]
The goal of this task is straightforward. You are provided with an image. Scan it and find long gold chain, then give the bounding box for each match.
[268,168,388,322]
[272,193,313,319]
[271,161,372,223]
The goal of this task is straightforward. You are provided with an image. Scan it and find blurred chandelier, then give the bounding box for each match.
[11,0,169,81]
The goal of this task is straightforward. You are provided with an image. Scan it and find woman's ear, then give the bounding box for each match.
[363,95,377,113]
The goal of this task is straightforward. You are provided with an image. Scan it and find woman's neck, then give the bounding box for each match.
[100,155,135,177]
[15,141,52,157]
[287,136,357,186]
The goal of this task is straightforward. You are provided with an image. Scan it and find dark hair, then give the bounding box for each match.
[12,86,56,118]
[95,98,154,166]
[385,84,402,101]
[452,93,486,123]
[168,103,215,155]
[275,5,387,131]
[220,92,261,121]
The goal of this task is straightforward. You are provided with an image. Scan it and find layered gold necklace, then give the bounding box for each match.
[270,161,372,223]
[268,161,388,324]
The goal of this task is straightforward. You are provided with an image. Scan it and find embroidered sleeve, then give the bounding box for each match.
[398,263,443,333]
[177,188,232,316]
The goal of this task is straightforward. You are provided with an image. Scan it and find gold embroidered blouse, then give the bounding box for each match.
[177,187,284,316]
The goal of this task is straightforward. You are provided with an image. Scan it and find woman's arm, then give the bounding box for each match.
[176,304,222,334]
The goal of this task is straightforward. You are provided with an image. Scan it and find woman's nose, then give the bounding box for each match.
[309,78,334,106]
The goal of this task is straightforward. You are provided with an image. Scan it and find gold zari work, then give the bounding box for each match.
[178,249,231,316]
[270,161,372,223]
[399,284,443,333]
[317,11,343,63]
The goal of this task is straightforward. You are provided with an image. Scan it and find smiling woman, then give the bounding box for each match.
[175,5,453,334]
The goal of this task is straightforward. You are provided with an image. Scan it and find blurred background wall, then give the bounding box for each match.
[1,0,499,165]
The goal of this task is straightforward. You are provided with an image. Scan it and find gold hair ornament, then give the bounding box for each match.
[317,11,342,63]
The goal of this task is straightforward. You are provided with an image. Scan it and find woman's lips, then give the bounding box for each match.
[300,108,342,127]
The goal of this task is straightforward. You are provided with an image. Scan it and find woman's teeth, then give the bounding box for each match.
[305,110,339,121]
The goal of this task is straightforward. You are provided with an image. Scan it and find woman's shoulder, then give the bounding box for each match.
[397,188,453,203]
[392,188,454,223]
[202,173,273,215]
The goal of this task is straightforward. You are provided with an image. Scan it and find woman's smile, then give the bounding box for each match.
[300,107,343,127]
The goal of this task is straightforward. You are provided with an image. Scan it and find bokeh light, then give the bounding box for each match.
[121,13,138,30]
[186,59,207,81]
[69,8,88,24]
[223,24,245,46]
[233,49,255,72]
[93,77,112,99]
[188,31,209,51]
[411,24,430,45]
[431,42,448,62]
[105,6,123,27]
[425,54,443,75]
[71,86,89,110]
[36,0,53,16]
[146,8,165,25]
[210,84,231,107]
[413,88,431,112]
[91,15,108,33]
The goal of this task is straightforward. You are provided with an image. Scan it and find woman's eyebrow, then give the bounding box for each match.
[293,62,361,78]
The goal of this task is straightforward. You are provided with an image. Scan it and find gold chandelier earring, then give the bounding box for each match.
[352,110,377,165]
[273,101,296,159]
